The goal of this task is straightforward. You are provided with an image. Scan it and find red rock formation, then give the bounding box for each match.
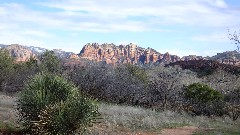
[211,51,240,66]
[4,44,35,62]
[69,53,79,59]
[3,43,239,67]
[78,43,181,64]
[181,55,205,61]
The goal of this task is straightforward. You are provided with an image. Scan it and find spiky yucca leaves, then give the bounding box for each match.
[33,95,99,134]
[17,73,99,134]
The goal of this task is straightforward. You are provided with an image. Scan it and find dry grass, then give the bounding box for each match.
[0,93,240,135]
[0,92,20,133]
[86,103,240,134]
[0,92,18,122]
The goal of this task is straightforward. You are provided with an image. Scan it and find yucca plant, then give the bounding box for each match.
[17,73,99,134]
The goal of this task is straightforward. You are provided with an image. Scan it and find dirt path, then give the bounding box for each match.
[116,126,199,135]
[160,126,198,135]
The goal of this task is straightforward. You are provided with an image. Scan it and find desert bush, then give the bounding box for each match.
[39,50,62,73]
[201,69,240,94]
[3,57,40,92]
[68,62,112,100]
[0,49,14,91]
[126,64,148,84]
[67,63,148,106]
[184,83,224,116]
[147,66,200,111]
[224,103,240,121]
[17,73,99,134]
[110,64,147,105]
[225,87,240,120]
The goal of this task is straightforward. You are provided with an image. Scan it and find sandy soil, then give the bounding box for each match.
[160,126,199,135]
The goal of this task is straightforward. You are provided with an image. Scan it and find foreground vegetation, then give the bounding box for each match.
[17,73,99,134]
[1,47,240,134]
[1,94,240,134]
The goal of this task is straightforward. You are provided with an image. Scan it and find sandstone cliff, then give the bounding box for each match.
[211,50,240,65]
[3,44,35,62]
[78,43,181,64]
[1,44,73,62]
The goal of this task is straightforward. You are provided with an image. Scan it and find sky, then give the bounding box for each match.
[0,0,240,57]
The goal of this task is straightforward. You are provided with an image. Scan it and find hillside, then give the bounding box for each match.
[0,43,240,66]
[211,50,240,65]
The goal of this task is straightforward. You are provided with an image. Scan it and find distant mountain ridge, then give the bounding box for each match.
[0,43,239,66]
[0,44,74,62]
[0,44,6,49]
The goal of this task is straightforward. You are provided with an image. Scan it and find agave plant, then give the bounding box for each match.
[17,73,99,134]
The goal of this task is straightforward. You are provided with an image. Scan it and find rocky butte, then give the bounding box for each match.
[3,44,35,62]
[78,43,181,65]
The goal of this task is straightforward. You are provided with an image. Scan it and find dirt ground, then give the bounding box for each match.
[159,126,199,135]
[89,124,199,135]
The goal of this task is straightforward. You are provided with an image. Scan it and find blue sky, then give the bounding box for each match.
[0,0,240,56]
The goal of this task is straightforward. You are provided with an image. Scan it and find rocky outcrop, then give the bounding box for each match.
[1,44,74,62]
[181,55,205,61]
[78,43,181,64]
[52,49,73,59]
[68,53,79,59]
[3,44,35,62]
[211,51,240,66]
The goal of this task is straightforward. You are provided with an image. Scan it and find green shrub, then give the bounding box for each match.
[185,83,223,104]
[126,64,148,84]
[17,73,99,134]
[184,83,224,116]
[39,50,62,73]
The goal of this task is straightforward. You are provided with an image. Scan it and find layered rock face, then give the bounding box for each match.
[211,51,240,66]
[1,44,74,62]
[181,55,205,61]
[78,43,181,64]
[4,44,35,62]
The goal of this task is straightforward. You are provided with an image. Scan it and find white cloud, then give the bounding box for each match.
[23,30,55,38]
[192,33,228,42]
[212,0,228,8]
[38,0,240,29]
[0,7,6,16]
[0,0,239,33]
[0,32,46,47]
